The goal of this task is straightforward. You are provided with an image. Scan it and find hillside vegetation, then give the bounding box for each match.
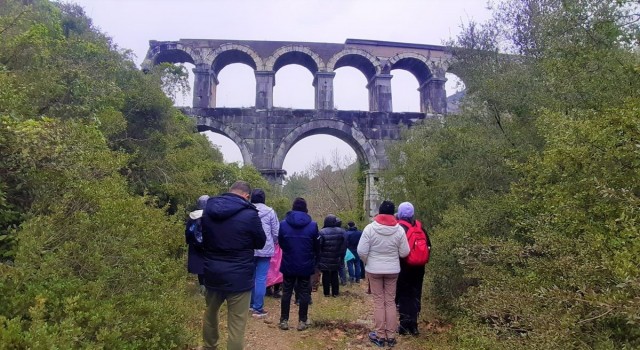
[0,1,275,348]
[380,1,640,349]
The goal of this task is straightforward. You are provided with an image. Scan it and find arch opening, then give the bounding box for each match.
[211,50,258,76]
[334,66,368,111]
[200,131,244,165]
[445,72,466,114]
[390,57,432,85]
[390,69,421,112]
[175,62,195,107]
[273,65,314,109]
[334,54,376,81]
[283,135,358,176]
[216,63,256,108]
[273,51,319,75]
[153,49,195,65]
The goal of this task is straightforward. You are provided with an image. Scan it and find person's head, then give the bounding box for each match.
[292,197,308,213]
[397,202,415,220]
[251,188,266,204]
[323,214,341,228]
[197,195,209,210]
[378,200,395,215]
[347,221,356,229]
[229,181,251,200]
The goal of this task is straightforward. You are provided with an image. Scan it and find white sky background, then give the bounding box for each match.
[70,0,492,175]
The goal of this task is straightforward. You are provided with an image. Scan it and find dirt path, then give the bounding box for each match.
[191,280,448,349]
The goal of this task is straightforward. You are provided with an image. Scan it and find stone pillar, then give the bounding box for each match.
[192,65,217,108]
[367,74,393,112]
[313,72,335,110]
[259,168,287,187]
[255,71,275,109]
[364,170,380,218]
[419,77,447,114]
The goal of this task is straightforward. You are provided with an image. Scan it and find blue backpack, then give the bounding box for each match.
[186,218,203,246]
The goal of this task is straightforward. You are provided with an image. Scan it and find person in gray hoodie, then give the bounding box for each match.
[250,189,280,318]
[358,201,410,348]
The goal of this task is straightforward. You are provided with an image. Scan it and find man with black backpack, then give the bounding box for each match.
[185,195,209,294]
[396,202,431,336]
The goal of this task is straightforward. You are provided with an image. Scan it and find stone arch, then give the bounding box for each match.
[327,49,381,81]
[147,42,199,66]
[196,117,253,166]
[388,53,433,85]
[273,119,379,171]
[206,44,264,75]
[265,45,325,74]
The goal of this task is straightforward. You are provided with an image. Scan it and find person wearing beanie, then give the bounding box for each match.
[317,215,347,297]
[345,221,363,283]
[357,200,410,348]
[249,189,280,318]
[201,181,267,350]
[396,202,431,337]
[185,195,209,293]
[278,197,319,331]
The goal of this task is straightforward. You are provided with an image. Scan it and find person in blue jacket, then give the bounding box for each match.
[201,181,266,350]
[278,197,319,332]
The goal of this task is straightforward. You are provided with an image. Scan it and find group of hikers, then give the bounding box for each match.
[185,181,431,349]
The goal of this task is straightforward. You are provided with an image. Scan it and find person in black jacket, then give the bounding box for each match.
[318,214,347,297]
[278,197,319,332]
[201,181,266,350]
[345,221,363,283]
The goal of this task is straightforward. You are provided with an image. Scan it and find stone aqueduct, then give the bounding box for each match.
[143,38,455,216]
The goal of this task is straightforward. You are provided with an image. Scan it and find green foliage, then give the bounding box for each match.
[0,0,268,347]
[381,0,640,348]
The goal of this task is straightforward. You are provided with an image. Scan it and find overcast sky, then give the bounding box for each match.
[69,0,492,175]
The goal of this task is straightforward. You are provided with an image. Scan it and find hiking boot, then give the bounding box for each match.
[251,309,268,318]
[296,320,308,331]
[387,338,397,347]
[409,326,420,336]
[368,332,385,347]
[398,325,409,336]
[279,319,289,330]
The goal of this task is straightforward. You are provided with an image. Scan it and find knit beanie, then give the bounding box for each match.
[397,202,415,220]
[378,200,395,215]
[250,188,266,204]
[292,197,308,213]
[197,195,209,210]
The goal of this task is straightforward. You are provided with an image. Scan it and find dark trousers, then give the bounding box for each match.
[281,275,311,322]
[321,270,340,296]
[396,264,425,332]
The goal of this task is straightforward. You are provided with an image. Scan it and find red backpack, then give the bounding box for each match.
[398,219,430,266]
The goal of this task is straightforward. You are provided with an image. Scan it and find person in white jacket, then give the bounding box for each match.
[358,201,410,348]
[250,189,280,318]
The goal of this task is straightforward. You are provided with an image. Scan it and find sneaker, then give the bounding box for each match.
[369,332,385,347]
[387,338,397,347]
[296,320,308,331]
[251,309,268,318]
[279,319,289,330]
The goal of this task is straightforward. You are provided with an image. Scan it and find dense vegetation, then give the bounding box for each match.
[0,1,276,348]
[380,1,640,349]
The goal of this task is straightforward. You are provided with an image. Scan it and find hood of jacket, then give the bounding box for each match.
[189,209,203,220]
[206,193,255,220]
[285,210,312,228]
[370,214,400,236]
[323,214,342,228]
[254,203,275,219]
